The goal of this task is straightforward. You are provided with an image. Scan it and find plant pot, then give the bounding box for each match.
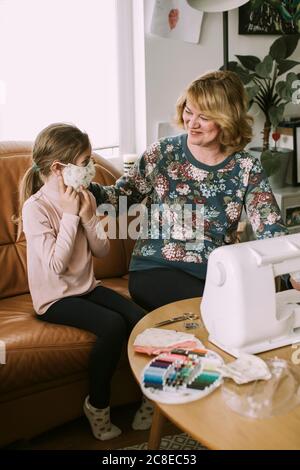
[248,147,293,190]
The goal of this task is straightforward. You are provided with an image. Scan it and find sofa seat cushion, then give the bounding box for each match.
[0,276,131,400]
[101,275,130,299]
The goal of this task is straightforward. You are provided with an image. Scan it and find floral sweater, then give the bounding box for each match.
[90,134,287,279]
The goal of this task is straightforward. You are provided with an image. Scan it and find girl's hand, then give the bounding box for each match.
[58,175,80,215]
[79,187,94,224]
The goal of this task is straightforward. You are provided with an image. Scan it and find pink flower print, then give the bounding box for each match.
[167,162,182,180]
[144,142,161,164]
[183,253,202,263]
[181,163,208,182]
[176,183,190,195]
[134,175,152,194]
[249,210,261,231]
[266,212,280,225]
[225,202,240,222]
[239,158,253,172]
[162,243,185,261]
[155,175,169,198]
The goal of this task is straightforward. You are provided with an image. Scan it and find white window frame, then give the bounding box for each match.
[116,0,147,162]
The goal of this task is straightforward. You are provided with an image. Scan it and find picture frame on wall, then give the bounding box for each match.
[150,0,203,44]
[239,1,300,35]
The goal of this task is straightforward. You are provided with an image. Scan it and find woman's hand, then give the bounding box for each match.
[58,175,80,216]
[79,187,94,224]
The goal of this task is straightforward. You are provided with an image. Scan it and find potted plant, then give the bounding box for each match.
[223,34,300,184]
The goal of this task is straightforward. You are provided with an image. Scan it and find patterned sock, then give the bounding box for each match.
[83,396,122,441]
[132,396,154,430]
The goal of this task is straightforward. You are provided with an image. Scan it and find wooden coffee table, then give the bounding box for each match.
[128,298,300,450]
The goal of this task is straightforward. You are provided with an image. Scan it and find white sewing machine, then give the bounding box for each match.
[201,233,300,357]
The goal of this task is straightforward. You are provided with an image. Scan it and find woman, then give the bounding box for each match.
[90,70,294,311]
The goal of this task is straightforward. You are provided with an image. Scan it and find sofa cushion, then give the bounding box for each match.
[0,143,33,299]
[0,275,130,401]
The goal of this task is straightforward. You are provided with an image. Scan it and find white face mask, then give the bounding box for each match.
[60,160,96,191]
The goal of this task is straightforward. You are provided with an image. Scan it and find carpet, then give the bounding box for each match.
[119,433,207,450]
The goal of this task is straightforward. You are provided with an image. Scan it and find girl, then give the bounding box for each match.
[18,123,152,441]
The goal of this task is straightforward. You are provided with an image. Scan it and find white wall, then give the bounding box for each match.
[143,0,300,149]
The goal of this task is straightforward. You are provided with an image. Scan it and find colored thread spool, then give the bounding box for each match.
[161,353,189,362]
[151,360,170,368]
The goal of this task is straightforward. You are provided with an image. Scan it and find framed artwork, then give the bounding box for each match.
[239,1,300,35]
[150,0,203,44]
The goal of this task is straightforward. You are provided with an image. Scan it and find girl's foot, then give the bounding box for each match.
[83,396,122,441]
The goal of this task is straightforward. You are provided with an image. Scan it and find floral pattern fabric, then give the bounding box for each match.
[90,134,287,279]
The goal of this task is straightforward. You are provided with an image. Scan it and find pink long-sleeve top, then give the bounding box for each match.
[22,175,109,314]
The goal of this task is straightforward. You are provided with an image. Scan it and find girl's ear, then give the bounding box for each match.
[51,161,64,176]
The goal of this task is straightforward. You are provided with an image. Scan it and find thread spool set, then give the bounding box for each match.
[141,348,224,404]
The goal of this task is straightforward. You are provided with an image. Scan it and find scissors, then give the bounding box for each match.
[154,312,199,327]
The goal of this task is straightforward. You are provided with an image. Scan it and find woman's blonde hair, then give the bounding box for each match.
[175,70,253,154]
[14,122,91,225]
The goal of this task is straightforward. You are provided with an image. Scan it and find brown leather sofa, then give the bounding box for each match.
[0,142,141,448]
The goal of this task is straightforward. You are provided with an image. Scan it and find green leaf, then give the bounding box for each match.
[261,150,282,177]
[219,61,238,72]
[277,59,300,76]
[276,81,291,100]
[286,72,299,85]
[245,84,260,101]
[235,55,260,71]
[271,35,300,61]
[268,104,285,128]
[269,35,299,61]
[255,55,273,78]
[284,35,300,58]
[223,61,253,84]
[235,65,254,84]
[270,37,287,61]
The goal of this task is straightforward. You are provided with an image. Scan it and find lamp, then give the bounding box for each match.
[187,0,249,69]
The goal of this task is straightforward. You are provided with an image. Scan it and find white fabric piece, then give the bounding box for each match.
[133,327,204,349]
[220,354,271,384]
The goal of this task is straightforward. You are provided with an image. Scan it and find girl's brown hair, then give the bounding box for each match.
[14,122,91,225]
[175,70,253,154]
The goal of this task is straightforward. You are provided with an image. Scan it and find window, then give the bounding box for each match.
[0,0,119,150]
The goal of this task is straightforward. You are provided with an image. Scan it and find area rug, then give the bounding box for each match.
[119,433,207,450]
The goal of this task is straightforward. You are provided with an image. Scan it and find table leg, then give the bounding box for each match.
[147,404,166,450]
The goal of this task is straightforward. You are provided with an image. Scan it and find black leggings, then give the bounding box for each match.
[129,268,205,312]
[40,286,145,408]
